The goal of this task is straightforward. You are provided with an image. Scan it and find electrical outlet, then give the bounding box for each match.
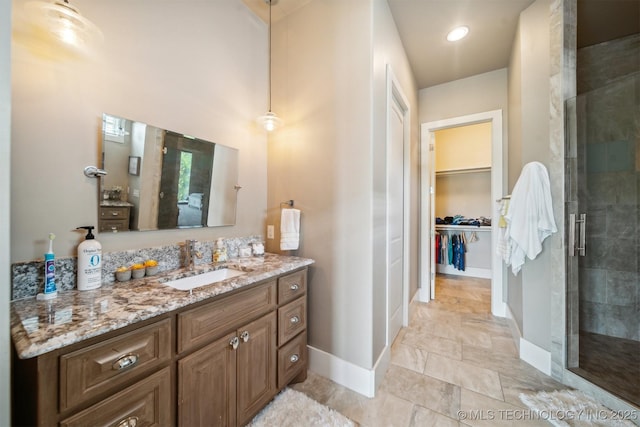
[267,225,275,239]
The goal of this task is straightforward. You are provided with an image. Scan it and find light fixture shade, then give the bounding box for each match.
[257,111,283,132]
[24,0,103,55]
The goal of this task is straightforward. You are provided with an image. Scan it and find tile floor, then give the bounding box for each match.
[292,274,567,426]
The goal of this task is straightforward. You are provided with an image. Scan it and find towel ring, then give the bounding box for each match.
[280,200,294,208]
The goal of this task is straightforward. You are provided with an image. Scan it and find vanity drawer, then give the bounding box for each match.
[98,219,129,232]
[59,318,172,411]
[277,269,306,305]
[178,280,277,354]
[100,206,130,219]
[60,366,172,427]
[277,331,307,388]
[277,297,306,346]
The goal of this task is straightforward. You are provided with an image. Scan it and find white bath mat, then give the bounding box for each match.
[249,388,355,427]
[519,389,637,427]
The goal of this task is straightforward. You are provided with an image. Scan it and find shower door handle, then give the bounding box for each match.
[569,213,586,257]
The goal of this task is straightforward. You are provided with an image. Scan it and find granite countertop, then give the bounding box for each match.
[100,200,134,207]
[11,253,314,359]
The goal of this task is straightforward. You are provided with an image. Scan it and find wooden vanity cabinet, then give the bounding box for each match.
[99,205,131,232]
[276,269,308,387]
[12,267,309,427]
[12,315,174,427]
[176,269,308,427]
[177,282,278,427]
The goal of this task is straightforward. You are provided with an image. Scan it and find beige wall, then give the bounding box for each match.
[507,0,554,351]
[1,0,12,422]
[419,68,509,126]
[267,0,418,370]
[371,0,420,367]
[435,122,492,172]
[11,0,269,263]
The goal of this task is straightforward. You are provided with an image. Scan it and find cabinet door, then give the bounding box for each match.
[178,332,237,427]
[236,312,277,426]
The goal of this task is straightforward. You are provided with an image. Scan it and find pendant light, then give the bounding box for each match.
[257,0,283,132]
[24,0,103,55]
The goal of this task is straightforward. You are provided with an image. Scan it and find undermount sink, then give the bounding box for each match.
[161,268,246,291]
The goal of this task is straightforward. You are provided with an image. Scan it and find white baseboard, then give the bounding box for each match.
[415,286,430,302]
[307,345,390,398]
[519,338,551,376]
[436,265,492,279]
[505,305,522,353]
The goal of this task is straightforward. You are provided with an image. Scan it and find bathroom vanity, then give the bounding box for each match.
[98,200,133,232]
[10,254,312,427]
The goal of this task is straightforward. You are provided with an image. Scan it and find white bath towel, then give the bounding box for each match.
[504,162,557,275]
[280,208,301,250]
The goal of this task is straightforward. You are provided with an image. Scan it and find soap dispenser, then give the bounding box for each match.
[76,226,102,291]
[212,238,228,263]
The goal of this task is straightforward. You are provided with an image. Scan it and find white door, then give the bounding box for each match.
[387,98,404,344]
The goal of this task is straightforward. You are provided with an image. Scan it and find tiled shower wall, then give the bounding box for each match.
[576,34,640,341]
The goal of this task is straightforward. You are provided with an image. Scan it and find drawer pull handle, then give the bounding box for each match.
[116,416,139,427]
[112,353,139,371]
[230,336,239,350]
[240,331,250,343]
[290,353,299,363]
[290,316,300,324]
[290,283,299,291]
[111,212,120,216]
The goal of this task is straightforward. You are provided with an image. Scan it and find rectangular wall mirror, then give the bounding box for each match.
[100,113,239,232]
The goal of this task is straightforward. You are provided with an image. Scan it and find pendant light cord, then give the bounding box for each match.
[268,0,272,113]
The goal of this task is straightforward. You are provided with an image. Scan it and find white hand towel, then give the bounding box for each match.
[280,208,301,250]
[504,161,557,275]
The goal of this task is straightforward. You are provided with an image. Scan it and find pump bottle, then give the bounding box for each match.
[76,226,102,291]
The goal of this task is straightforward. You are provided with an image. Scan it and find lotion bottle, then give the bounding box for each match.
[76,226,102,291]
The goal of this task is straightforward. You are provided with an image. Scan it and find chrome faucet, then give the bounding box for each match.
[183,239,203,270]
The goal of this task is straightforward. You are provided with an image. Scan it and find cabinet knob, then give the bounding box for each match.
[290,316,300,324]
[230,336,239,350]
[112,353,139,371]
[116,416,138,427]
[290,283,299,291]
[290,353,299,363]
[240,331,250,343]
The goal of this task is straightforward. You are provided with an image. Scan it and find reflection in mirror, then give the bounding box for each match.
[100,114,239,232]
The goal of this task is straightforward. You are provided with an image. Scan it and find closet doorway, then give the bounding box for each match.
[419,110,505,317]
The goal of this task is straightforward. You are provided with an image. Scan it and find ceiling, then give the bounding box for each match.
[244,0,640,90]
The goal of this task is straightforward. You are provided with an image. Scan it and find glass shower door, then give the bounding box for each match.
[566,67,640,407]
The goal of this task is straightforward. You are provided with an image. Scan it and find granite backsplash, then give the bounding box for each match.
[11,235,263,301]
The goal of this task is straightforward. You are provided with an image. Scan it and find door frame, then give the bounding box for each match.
[385,65,411,344]
[419,110,506,317]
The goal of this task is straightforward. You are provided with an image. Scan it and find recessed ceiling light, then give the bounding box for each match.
[447,26,469,42]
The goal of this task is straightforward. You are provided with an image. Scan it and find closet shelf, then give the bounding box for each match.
[436,225,491,232]
[435,166,491,176]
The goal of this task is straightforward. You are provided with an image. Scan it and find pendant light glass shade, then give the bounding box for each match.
[24,0,103,55]
[258,0,282,132]
[257,111,283,132]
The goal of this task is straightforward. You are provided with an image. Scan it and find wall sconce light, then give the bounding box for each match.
[256,0,283,132]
